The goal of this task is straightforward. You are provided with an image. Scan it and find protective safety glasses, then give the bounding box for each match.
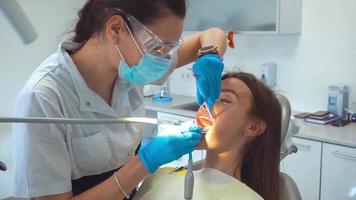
[113,8,184,57]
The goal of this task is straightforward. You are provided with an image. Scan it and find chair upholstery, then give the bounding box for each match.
[279,172,302,200]
[276,93,302,200]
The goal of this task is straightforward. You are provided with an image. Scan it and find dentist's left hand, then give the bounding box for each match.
[139,126,202,173]
[193,54,224,108]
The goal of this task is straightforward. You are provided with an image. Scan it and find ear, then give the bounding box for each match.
[245,118,266,138]
[105,15,125,42]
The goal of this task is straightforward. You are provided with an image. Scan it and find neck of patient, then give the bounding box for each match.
[203,148,244,181]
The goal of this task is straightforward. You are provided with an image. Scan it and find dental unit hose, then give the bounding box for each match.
[184,152,194,200]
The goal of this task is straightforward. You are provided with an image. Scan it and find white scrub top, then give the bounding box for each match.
[134,167,263,200]
[12,41,178,198]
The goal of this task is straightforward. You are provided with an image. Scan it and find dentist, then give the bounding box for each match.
[13,0,226,199]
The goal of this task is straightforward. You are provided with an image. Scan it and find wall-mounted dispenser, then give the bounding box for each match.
[260,63,277,88]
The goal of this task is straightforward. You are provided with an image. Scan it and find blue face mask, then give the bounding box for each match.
[116,45,172,85]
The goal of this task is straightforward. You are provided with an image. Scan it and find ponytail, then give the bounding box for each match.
[72,0,186,43]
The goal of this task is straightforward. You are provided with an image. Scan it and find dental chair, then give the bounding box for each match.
[276,93,302,200]
[191,93,302,200]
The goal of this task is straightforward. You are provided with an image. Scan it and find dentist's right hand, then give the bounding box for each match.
[138,126,202,173]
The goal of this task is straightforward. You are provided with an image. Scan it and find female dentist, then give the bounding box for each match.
[13,0,227,199]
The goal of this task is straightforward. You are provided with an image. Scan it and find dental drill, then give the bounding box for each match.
[184,152,194,200]
[183,127,210,200]
[203,102,215,119]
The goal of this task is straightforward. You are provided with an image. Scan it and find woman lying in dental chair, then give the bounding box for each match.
[134,72,282,200]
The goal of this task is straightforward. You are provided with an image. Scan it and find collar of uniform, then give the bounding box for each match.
[57,41,131,117]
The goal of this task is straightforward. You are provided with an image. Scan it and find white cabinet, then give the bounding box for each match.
[280,137,322,200]
[184,0,302,34]
[321,143,356,200]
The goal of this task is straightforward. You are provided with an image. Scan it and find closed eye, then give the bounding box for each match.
[218,98,232,105]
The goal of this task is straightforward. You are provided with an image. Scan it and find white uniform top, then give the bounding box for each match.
[12,42,178,198]
[134,167,263,200]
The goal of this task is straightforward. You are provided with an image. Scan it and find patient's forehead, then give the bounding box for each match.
[221,78,252,100]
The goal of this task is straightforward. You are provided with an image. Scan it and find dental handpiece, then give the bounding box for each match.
[184,152,194,200]
[203,102,215,119]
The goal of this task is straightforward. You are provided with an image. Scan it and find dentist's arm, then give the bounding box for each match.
[176,28,227,68]
[35,156,149,200]
[176,28,227,108]
[35,127,202,200]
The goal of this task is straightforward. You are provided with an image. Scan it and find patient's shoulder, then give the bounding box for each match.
[134,167,263,200]
[134,167,186,200]
[195,168,264,200]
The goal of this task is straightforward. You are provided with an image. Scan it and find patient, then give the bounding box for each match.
[134,72,282,200]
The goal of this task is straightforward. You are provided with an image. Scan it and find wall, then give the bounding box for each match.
[1,0,356,198]
[0,0,86,197]
[171,0,356,112]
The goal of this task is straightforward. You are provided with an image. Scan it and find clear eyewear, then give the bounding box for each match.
[113,8,184,57]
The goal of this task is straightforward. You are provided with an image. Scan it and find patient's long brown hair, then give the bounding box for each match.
[222,72,281,200]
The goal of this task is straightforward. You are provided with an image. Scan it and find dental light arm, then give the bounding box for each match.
[0,117,159,125]
[0,0,38,44]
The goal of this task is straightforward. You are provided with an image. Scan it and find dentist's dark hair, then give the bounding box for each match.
[73,0,186,43]
[222,72,281,200]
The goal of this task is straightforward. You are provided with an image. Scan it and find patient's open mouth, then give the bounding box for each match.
[195,105,214,129]
[196,116,213,128]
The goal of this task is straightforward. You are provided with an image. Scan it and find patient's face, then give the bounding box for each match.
[196,77,254,152]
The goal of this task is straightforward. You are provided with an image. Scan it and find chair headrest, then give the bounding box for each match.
[275,93,291,144]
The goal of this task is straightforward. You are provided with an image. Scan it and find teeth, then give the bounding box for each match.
[196,104,214,130]
[196,116,213,128]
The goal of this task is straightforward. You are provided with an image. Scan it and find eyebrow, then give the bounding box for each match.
[221,88,240,99]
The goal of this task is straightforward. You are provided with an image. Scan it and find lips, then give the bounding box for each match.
[195,105,214,128]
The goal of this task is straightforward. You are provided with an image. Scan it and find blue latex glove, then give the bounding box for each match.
[193,54,224,108]
[139,126,202,173]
